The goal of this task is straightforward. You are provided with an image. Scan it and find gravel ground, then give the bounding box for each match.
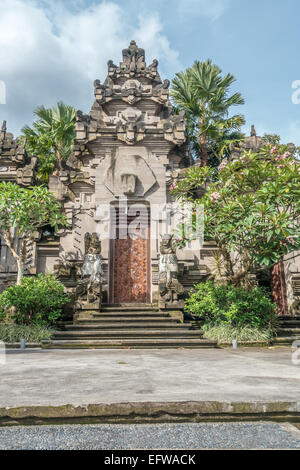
[0,422,300,450]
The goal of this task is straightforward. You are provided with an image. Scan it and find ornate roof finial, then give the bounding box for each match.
[122,40,145,65]
[251,124,256,137]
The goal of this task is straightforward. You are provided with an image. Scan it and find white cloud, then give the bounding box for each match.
[178,0,229,22]
[281,121,300,146]
[0,0,180,135]
[134,13,181,74]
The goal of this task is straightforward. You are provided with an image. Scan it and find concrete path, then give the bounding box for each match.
[0,348,299,421]
[1,347,300,405]
[1,422,300,449]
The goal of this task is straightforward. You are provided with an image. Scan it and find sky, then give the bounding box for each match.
[0,0,299,144]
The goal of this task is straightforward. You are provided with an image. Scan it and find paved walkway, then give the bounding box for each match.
[0,347,299,407]
[1,422,300,449]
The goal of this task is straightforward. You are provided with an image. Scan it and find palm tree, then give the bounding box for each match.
[171,60,245,166]
[22,102,76,181]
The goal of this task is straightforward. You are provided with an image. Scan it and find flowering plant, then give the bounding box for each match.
[171,141,300,286]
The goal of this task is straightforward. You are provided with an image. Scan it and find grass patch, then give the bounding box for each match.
[202,323,273,343]
[0,323,53,343]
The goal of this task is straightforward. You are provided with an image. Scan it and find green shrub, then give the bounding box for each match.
[184,281,276,329]
[0,274,69,326]
[0,324,53,342]
[202,323,273,343]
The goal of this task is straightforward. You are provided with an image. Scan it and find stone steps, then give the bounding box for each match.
[278,320,300,328]
[277,328,300,336]
[64,323,190,330]
[76,318,181,325]
[101,305,154,311]
[277,316,300,320]
[91,312,170,318]
[273,316,300,345]
[53,329,204,339]
[47,305,217,349]
[272,336,300,345]
[45,338,217,349]
[79,316,180,322]
[72,321,187,329]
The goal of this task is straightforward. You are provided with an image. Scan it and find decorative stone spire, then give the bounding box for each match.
[122,40,145,66]
[230,123,264,161]
[0,120,6,143]
[72,40,185,157]
[106,39,160,82]
[0,122,36,186]
[251,124,256,137]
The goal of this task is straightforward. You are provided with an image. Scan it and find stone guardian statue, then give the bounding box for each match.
[159,234,183,304]
[76,232,104,309]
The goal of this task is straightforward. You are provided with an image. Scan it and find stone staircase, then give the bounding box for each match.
[47,305,217,349]
[273,316,300,346]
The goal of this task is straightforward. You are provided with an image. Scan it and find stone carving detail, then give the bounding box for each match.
[71,40,185,157]
[75,233,104,310]
[159,234,183,303]
[120,174,136,195]
[291,276,300,315]
[230,124,265,160]
[152,79,170,104]
[0,121,37,186]
[105,152,156,197]
[107,40,158,80]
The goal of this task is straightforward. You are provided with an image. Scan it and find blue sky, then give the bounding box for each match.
[0,0,299,143]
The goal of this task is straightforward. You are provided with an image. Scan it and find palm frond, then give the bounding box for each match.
[22,102,76,181]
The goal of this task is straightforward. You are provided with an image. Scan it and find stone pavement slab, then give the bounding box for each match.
[0,348,299,421]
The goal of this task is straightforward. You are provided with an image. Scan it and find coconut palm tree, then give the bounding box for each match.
[171,60,245,166]
[22,101,76,181]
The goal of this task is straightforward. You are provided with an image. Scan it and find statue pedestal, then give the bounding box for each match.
[159,300,184,311]
[74,300,101,323]
[74,307,100,323]
[76,301,101,311]
[158,305,184,323]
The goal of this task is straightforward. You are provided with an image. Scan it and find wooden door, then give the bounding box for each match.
[110,207,150,304]
[270,261,288,315]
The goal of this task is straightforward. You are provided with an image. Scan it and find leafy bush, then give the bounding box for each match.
[0,274,69,326]
[0,324,53,342]
[202,323,273,343]
[184,281,276,329]
[172,143,300,286]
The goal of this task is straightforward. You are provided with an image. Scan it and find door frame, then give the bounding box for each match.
[109,201,151,304]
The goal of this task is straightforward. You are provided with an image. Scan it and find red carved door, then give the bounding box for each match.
[270,261,289,315]
[111,207,150,304]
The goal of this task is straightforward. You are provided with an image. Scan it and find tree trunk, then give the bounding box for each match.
[56,148,63,173]
[230,269,250,287]
[2,230,26,285]
[200,141,209,167]
[16,258,24,285]
[219,245,235,280]
[199,104,208,167]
